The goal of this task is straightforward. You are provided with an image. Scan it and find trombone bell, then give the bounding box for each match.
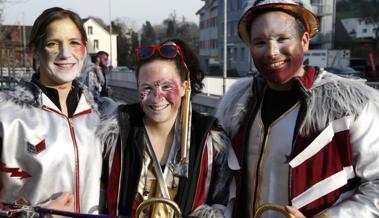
[254,203,294,218]
[136,198,182,218]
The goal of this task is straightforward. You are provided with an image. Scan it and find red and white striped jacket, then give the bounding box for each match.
[217,67,379,217]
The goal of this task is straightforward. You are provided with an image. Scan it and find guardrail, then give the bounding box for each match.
[0,67,34,81]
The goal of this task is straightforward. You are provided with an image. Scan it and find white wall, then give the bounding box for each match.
[83,18,118,66]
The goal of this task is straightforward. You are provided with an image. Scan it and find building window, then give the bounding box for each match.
[94,39,99,49]
[362,28,367,33]
[88,26,93,35]
[228,22,231,36]
[240,47,245,60]
[221,22,224,36]
[230,22,234,36]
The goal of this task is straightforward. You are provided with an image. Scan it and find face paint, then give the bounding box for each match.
[37,18,86,86]
[249,11,309,86]
[138,60,184,124]
[99,54,109,67]
[140,79,180,105]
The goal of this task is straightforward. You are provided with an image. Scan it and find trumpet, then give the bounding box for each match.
[136,198,182,218]
[254,203,294,218]
[180,69,191,164]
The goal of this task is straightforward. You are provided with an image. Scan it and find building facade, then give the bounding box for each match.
[83,18,118,66]
[197,0,220,75]
[310,0,335,49]
[0,25,33,69]
[341,18,378,39]
[197,0,336,76]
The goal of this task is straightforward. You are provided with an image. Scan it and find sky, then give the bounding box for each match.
[2,0,204,30]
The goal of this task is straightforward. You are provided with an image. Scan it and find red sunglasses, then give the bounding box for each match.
[135,44,185,64]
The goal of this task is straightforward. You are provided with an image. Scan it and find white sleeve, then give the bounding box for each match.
[319,100,379,217]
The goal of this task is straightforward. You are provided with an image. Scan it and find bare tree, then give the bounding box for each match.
[141,21,156,46]
[112,18,139,68]
[156,11,199,51]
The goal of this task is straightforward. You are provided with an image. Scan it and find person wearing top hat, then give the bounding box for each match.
[216,0,379,217]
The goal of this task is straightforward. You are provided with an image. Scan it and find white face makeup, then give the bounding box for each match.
[138,60,185,124]
[250,11,309,87]
[37,18,87,86]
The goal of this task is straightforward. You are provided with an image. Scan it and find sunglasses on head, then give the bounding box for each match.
[135,44,185,64]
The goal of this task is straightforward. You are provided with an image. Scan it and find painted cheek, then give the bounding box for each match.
[163,82,180,103]
[140,92,147,101]
[260,47,304,84]
[73,45,86,59]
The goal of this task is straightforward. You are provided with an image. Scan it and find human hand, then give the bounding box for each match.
[46,192,75,218]
[285,205,306,218]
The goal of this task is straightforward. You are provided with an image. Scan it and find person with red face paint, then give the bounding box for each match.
[102,38,238,218]
[216,0,379,218]
[0,7,106,216]
[94,51,112,97]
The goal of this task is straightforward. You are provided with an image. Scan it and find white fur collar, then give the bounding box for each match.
[215,77,254,137]
[216,71,379,137]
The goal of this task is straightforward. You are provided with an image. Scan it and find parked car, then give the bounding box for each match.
[0,76,17,91]
[324,67,366,83]
[350,58,368,75]
[112,66,133,73]
[324,67,365,79]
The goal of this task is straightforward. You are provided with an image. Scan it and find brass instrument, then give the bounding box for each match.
[135,198,182,218]
[180,68,191,163]
[254,203,294,218]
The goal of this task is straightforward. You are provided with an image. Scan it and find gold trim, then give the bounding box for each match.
[252,101,301,214]
[251,110,265,214]
[254,203,294,218]
[136,198,182,218]
[315,213,329,218]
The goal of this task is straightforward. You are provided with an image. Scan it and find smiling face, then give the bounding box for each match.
[249,11,309,89]
[138,60,186,124]
[36,18,86,86]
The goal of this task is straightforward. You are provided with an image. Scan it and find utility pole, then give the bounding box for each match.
[109,0,113,67]
[223,0,227,95]
[22,12,26,68]
[331,0,336,49]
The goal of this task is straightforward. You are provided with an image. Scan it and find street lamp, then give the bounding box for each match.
[223,0,227,95]
[109,0,113,67]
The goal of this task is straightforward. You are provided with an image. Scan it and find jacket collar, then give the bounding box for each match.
[0,74,99,116]
[296,66,317,90]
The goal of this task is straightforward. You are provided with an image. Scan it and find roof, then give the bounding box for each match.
[83,17,117,35]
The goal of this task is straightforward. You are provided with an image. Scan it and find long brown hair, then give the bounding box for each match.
[29,7,87,51]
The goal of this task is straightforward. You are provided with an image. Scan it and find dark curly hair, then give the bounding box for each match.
[135,38,205,96]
